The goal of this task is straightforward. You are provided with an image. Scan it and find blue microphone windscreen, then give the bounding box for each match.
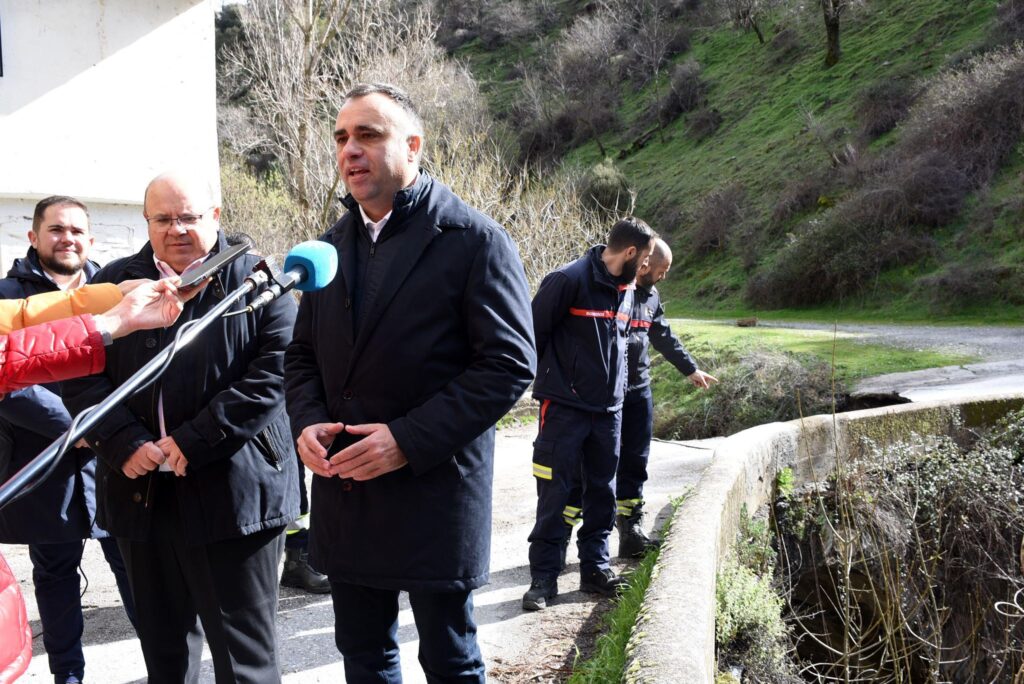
[284,241,339,292]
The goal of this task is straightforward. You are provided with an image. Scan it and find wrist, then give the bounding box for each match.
[92,312,124,342]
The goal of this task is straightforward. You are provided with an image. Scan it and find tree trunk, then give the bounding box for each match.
[751,17,765,45]
[823,5,841,68]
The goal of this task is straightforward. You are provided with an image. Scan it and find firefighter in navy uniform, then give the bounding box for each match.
[523,218,655,611]
[559,238,717,563]
[615,238,717,557]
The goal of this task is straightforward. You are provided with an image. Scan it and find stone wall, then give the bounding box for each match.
[623,393,1024,683]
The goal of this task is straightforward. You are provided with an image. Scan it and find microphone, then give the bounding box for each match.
[246,241,338,313]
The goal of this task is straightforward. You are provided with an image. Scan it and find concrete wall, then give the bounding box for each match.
[624,393,1024,683]
[0,0,219,272]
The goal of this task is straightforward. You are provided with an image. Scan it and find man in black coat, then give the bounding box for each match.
[284,83,536,683]
[0,196,136,684]
[62,173,299,684]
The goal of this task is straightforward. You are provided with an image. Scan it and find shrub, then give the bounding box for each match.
[768,27,800,65]
[778,416,1024,682]
[654,348,838,439]
[854,78,918,140]
[993,0,1024,45]
[219,150,302,260]
[478,1,539,48]
[716,556,802,683]
[901,44,1024,189]
[917,262,1024,313]
[770,171,832,228]
[657,60,708,122]
[692,183,745,254]
[581,160,632,214]
[689,107,723,140]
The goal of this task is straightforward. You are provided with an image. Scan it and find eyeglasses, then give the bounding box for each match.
[145,211,211,232]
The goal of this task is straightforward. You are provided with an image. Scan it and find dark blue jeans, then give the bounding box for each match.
[330,581,485,683]
[29,536,136,680]
[527,401,622,580]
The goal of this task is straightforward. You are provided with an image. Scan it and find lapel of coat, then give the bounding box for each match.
[349,219,440,363]
[334,219,358,347]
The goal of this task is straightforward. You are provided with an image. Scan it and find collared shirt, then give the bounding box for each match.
[42,268,86,292]
[152,253,210,471]
[358,205,392,243]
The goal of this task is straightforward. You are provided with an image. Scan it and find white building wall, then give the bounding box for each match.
[0,0,219,273]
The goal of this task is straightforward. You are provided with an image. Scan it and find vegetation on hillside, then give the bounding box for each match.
[448,0,1024,320]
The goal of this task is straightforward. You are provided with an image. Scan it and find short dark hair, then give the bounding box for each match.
[606,216,655,253]
[32,196,89,233]
[343,82,424,135]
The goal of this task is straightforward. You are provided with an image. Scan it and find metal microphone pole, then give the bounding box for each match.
[0,264,276,510]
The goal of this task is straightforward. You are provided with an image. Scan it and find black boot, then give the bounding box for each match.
[522,578,558,611]
[281,547,331,594]
[616,502,661,559]
[579,567,628,596]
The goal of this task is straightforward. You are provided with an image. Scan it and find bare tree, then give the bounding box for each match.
[717,0,778,44]
[629,0,678,137]
[548,10,624,155]
[819,0,862,68]
[221,0,604,289]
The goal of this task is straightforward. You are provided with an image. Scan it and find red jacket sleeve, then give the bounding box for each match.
[0,549,31,684]
[0,314,107,395]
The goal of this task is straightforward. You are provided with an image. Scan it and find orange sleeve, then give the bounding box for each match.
[0,283,123,335]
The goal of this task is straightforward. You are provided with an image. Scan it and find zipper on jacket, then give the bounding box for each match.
[369,242,376,257]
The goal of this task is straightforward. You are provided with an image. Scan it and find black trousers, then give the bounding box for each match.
[527,401,622,580]
[117,476,285,684]
[330,580,485,683]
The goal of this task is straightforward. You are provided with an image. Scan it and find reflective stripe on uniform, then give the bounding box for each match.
[532,463,553,480]
[562,504,582,526]
[285,512,311,535]
[616,498,642,516]
[569,307,630,323]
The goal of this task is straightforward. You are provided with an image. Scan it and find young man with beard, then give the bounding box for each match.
[523,218,655,611]
[0,196,137,684]
[557,239,718,567]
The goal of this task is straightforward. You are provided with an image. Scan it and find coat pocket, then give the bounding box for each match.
[253,421,289,471]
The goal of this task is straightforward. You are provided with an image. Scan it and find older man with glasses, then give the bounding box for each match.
[62,172,300,684]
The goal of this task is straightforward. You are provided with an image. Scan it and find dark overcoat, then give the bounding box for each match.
[0,249,105,543]
[61,233,299,544]
[284,172,536,592]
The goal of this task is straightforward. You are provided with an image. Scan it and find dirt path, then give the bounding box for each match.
[2,427,716,683]
[754,320,1024,362]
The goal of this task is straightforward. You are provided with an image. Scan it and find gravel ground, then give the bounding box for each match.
[2,426,717,683]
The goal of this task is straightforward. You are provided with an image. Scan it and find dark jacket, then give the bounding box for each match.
[531,245,634,413]
[626,284,698,395]
[0,250,106,544]
[284,172,536,592]
[61,233,299,544]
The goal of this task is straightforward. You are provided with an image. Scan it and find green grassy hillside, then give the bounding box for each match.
[456,0,1024,323]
